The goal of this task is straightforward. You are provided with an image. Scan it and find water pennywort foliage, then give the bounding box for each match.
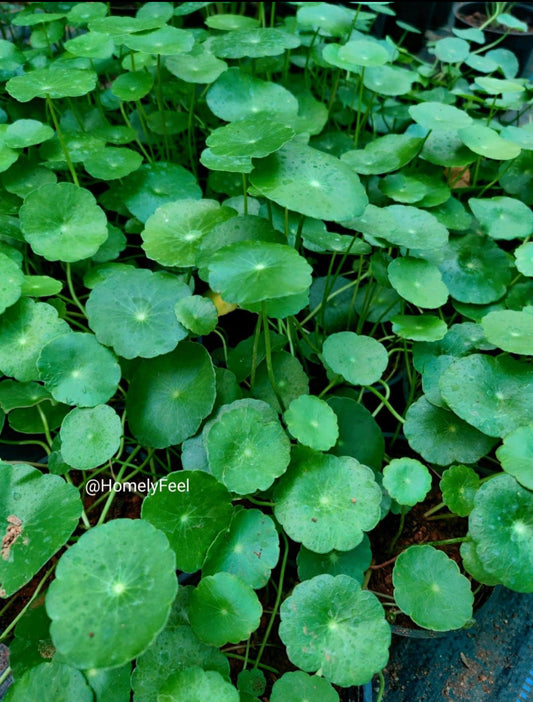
[0,1,532,700]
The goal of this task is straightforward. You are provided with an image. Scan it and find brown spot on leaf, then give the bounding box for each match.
[2,515,24,560]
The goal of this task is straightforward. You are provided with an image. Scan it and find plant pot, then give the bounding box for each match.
[454,1,533,74]
[374,2,454,52]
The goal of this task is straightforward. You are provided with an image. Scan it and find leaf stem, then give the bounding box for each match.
[65,263,87,318]
[424,501,445,518]
[254,531,289,669]
[0,564,56,642]
[46,96,79,186]
[388,506,406,555]
[424,537,468,547]
[364,385,405,424]
[261,303,284,411]
[376,671,386,702]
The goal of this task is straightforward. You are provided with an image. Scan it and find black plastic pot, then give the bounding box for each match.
[373,3,454,52]
[454,1,533,74]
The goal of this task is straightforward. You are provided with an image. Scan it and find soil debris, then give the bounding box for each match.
[1,515,24,560]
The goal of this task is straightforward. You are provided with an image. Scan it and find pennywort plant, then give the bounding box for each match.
[0,1,532,700]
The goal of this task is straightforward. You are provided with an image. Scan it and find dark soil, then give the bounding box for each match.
[458,9,533,34]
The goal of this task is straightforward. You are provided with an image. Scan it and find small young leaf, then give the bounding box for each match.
[383,458,432,507]
[440,464,480,517]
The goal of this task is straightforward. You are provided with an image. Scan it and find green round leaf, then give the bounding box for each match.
[271,671,339,702]
[205,14,259,30]
[206,241,312,306]
[393,546,473,630]
[469,196,533,240]
[158,667,238,702]
[7,67,96,101]
[174,295,218,336]
[64,30,114,59]
[409,102,472,131]
[391,315,448,342]
[459,125,521,160]
[200,148,253,174]
[206,114,294,159]
[126,342,215,448]
[337,39,389,66]
[434,37,470,63]
[279,574,390,686]
[166,48,227,84]
[341,134,422,175]
[132,625,230,702]
[440,464,480,517]
[322,331,388,386]
[380,172,428,204]
[67,3,107,26]
[363,65,415,96]
[60,405,122,470]
[21,275,62,298]
[111,71,154,101]
[0,463,81,597]
[469,474,533,592]
[383,458,432,506]
[297,3,356,37]
[352,204,448,249]
[404,396,497,465]
[496,425,533,489]
[205,398,290,494]
[475,76,525,94]
[4,119,54,148]
[38,333,121,408]
[0,299,69,382]
[252,351,309,414]
[46,519,177,668]
[274,450,382,553]
[122,26,194,55]
[210,28,300,59]
[327,396,385,470]
[0,252,23,314]
[284,394,338,451]
[120,162,201,222]
[84,147,142,180]
[0,380,49,411]
[86,268,191,359]
[141,470,233,572]
[2,157,57,198]
[440,354,533,438]
[250,141,368,222]
[421,129,477,167]
[460,540,501,587]
[438,233,512,304]
[20,183,108,262]
[142,199,236,268]
[189,573,262,646]
[297,535,372,584]
[202,508,280,589]
[3,661,92,702]
[515,242,533,276]
[481,310,533,355]
[207,67,298,122]
[388,257,448,309]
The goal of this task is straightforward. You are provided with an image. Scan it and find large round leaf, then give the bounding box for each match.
[6,67,96,101]
[250,142,368,222]
[86,268,191,359]
[206,241,312,306]
[284,394,338,451]
[409,102,472,131]
[120,163,201,222]
[202,508,279,589]
[132,625,230,702]
[274,450,382,553]
[189,573,262,646]
[205,398,290,494]
[459,125,521,160]
[388,257,448,308]
[206,67,298,122]
[84,147,142,181]
[469,474,533,593]
[481,310,533,355]
[393,546,473,630]
[20,183,108,262]
[46,519,177,668]
[122,25,193,55]
[126,342,215,448]
[141,199,236,268]
[279,574,391,686]
[158,667,238,702]
[271,671,339,702]
[496,425,533,490]
[0,299,70,382]
[438,234,511,304]
[338,39,389,67]
[469,196,533,240]
[440,354,533,438]
[210,28,300,59]
[3,661,93,702]
[111,71,154,101]
[60,405,122,470]
[141,471,233,572]
[4,119,54,148]
[206,114,294,159]
[384,205,449,249]
[38,333,121,408]
[404,396,497,465]
[0,463,81,597]
[166,48,227,84]
[322,332,388,386]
